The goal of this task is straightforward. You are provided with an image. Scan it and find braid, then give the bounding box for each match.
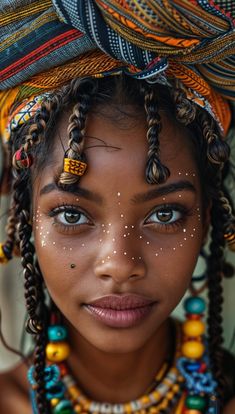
[14,171,49,413]
[141,83,170,184]
[173,80,197,125]
[207,182,227,402]
[58,79,97,185]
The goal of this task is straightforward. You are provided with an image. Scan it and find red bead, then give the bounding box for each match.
[14,148,33,168]
[186,313,203,320]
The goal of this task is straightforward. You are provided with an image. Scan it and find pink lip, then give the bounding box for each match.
[84,294,155,328]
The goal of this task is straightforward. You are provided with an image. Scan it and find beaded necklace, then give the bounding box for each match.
[28,297,219,414]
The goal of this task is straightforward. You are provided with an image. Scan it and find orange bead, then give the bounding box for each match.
[184,410,201,414]
[182,341,205,359]
[183,320,205,337]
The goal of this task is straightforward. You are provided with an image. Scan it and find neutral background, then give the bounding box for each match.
[0,195,235,371]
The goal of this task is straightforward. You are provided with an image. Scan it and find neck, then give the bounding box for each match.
[67,318,174,403]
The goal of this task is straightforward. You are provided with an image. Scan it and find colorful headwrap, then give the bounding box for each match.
[1,0,235,140]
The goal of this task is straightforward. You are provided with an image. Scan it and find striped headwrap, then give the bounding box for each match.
[0,0,235,140]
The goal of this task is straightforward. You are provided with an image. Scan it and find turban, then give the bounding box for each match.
[0,0,235,139]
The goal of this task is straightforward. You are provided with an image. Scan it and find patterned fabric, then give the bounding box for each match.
[0,0,235,138]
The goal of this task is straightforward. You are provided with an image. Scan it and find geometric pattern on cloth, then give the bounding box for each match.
[0,0,235,138]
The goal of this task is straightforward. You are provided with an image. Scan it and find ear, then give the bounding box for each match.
[201,202,211,245]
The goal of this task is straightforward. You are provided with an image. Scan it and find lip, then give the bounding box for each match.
[84,294,156,328]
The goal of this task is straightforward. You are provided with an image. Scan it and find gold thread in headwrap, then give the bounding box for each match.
[64,158,87,177]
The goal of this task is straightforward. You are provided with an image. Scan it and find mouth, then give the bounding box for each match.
[84,294,156,328]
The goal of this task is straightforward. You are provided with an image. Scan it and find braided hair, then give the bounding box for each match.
[1,75,234,412]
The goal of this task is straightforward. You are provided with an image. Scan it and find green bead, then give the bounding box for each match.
[53,399,74,414]
[185,395,207,411]
[184,296,206,314]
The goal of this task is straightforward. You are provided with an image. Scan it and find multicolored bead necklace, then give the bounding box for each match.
[28,298,219,414]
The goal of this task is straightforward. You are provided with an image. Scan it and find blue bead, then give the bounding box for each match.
[46,381,65,400]
[45,365,60,387]
[184,296,206,314]
[186,362,200,372]
[48,325,68,341]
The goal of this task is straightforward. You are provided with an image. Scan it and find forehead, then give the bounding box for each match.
[34,108,199,196]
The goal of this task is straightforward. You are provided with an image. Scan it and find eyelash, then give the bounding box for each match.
[144,204,190,232]
[49,203,190,234]
[49,204,92,232]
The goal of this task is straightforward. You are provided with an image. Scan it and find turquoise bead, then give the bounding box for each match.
[185,394,207,411]
[48,325,68,341]
[184,296,206,314]
[46,382,65,399]
[53,400,74,414]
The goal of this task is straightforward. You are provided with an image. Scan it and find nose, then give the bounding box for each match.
[94,240,147,284]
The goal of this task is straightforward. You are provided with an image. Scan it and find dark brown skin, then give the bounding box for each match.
[0,110,234,413]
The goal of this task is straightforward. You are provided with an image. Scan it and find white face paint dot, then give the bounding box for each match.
[82,243,85,247]
[139,235,143,239]
[124,252,127,255]
[178,194,182,198]
[46,231,49,235]
[183,228,186,233]
[117,192,121,197]
[112,238,115,242]
[127,233,130,236]
[63,247,66,250]
[155,253,158,256]
[101,224,105,227]
[106,230,110,234]
[163,197,166,201]
[113,251,117,254]
[180,243,183,247]
[192,173,196,177]
[108,223,112,227]
[36,226,39,230]
[184,237,187,241]
[190,234,194,237]
[99,239,102,242]
[132,257,135,260]
[146,241,150,245]
[124,234,127,237]
[139,256,142,260]
[69,247,72,251]
[102,260,105,264]
[125,225,128,229]
[131,225,135,229]
[103,230,106,233]
[178,172,182,175]
[186,172,188,176]
[107,256,110,260]
[173,247,176,251]
[120,214,124,218]
[53,242,56,245]
[160,247,163,251]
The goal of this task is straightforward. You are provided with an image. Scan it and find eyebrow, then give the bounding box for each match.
[40,180,196,204]
[132,180,196,203]
[39,182,103,204]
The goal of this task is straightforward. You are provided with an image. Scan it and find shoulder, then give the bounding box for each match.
[0,362,31,414]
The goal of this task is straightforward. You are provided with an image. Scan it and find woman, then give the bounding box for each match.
[0,1,235,414]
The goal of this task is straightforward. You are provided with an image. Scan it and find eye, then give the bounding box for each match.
[145,205,184,226]
[50,206,90,227]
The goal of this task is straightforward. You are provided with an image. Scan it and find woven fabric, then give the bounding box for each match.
[0,0,235,137]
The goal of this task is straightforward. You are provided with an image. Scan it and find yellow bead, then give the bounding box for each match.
[166,391,174,400]
[74,405,82,413]
[46,342,70,362]
[182,341,205,359]
[50,398,60,407]
[140,395,151,404]
[0,243,9,264]
[172,384,180,393]
[183,320,205,337]
[68,385,80,399]
[152,390,161,400]
[184,410,201,414]
[124,403,132,413]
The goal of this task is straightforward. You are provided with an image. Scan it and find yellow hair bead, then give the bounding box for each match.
[184,410,201,414]
[74,405,82,413]
[182,341,205,359]
[182,320,205,337]
[50,398,60,407]
[46,342,70,362]
[0,243,9,264]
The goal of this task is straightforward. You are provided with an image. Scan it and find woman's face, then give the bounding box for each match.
[33,108,205,354]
